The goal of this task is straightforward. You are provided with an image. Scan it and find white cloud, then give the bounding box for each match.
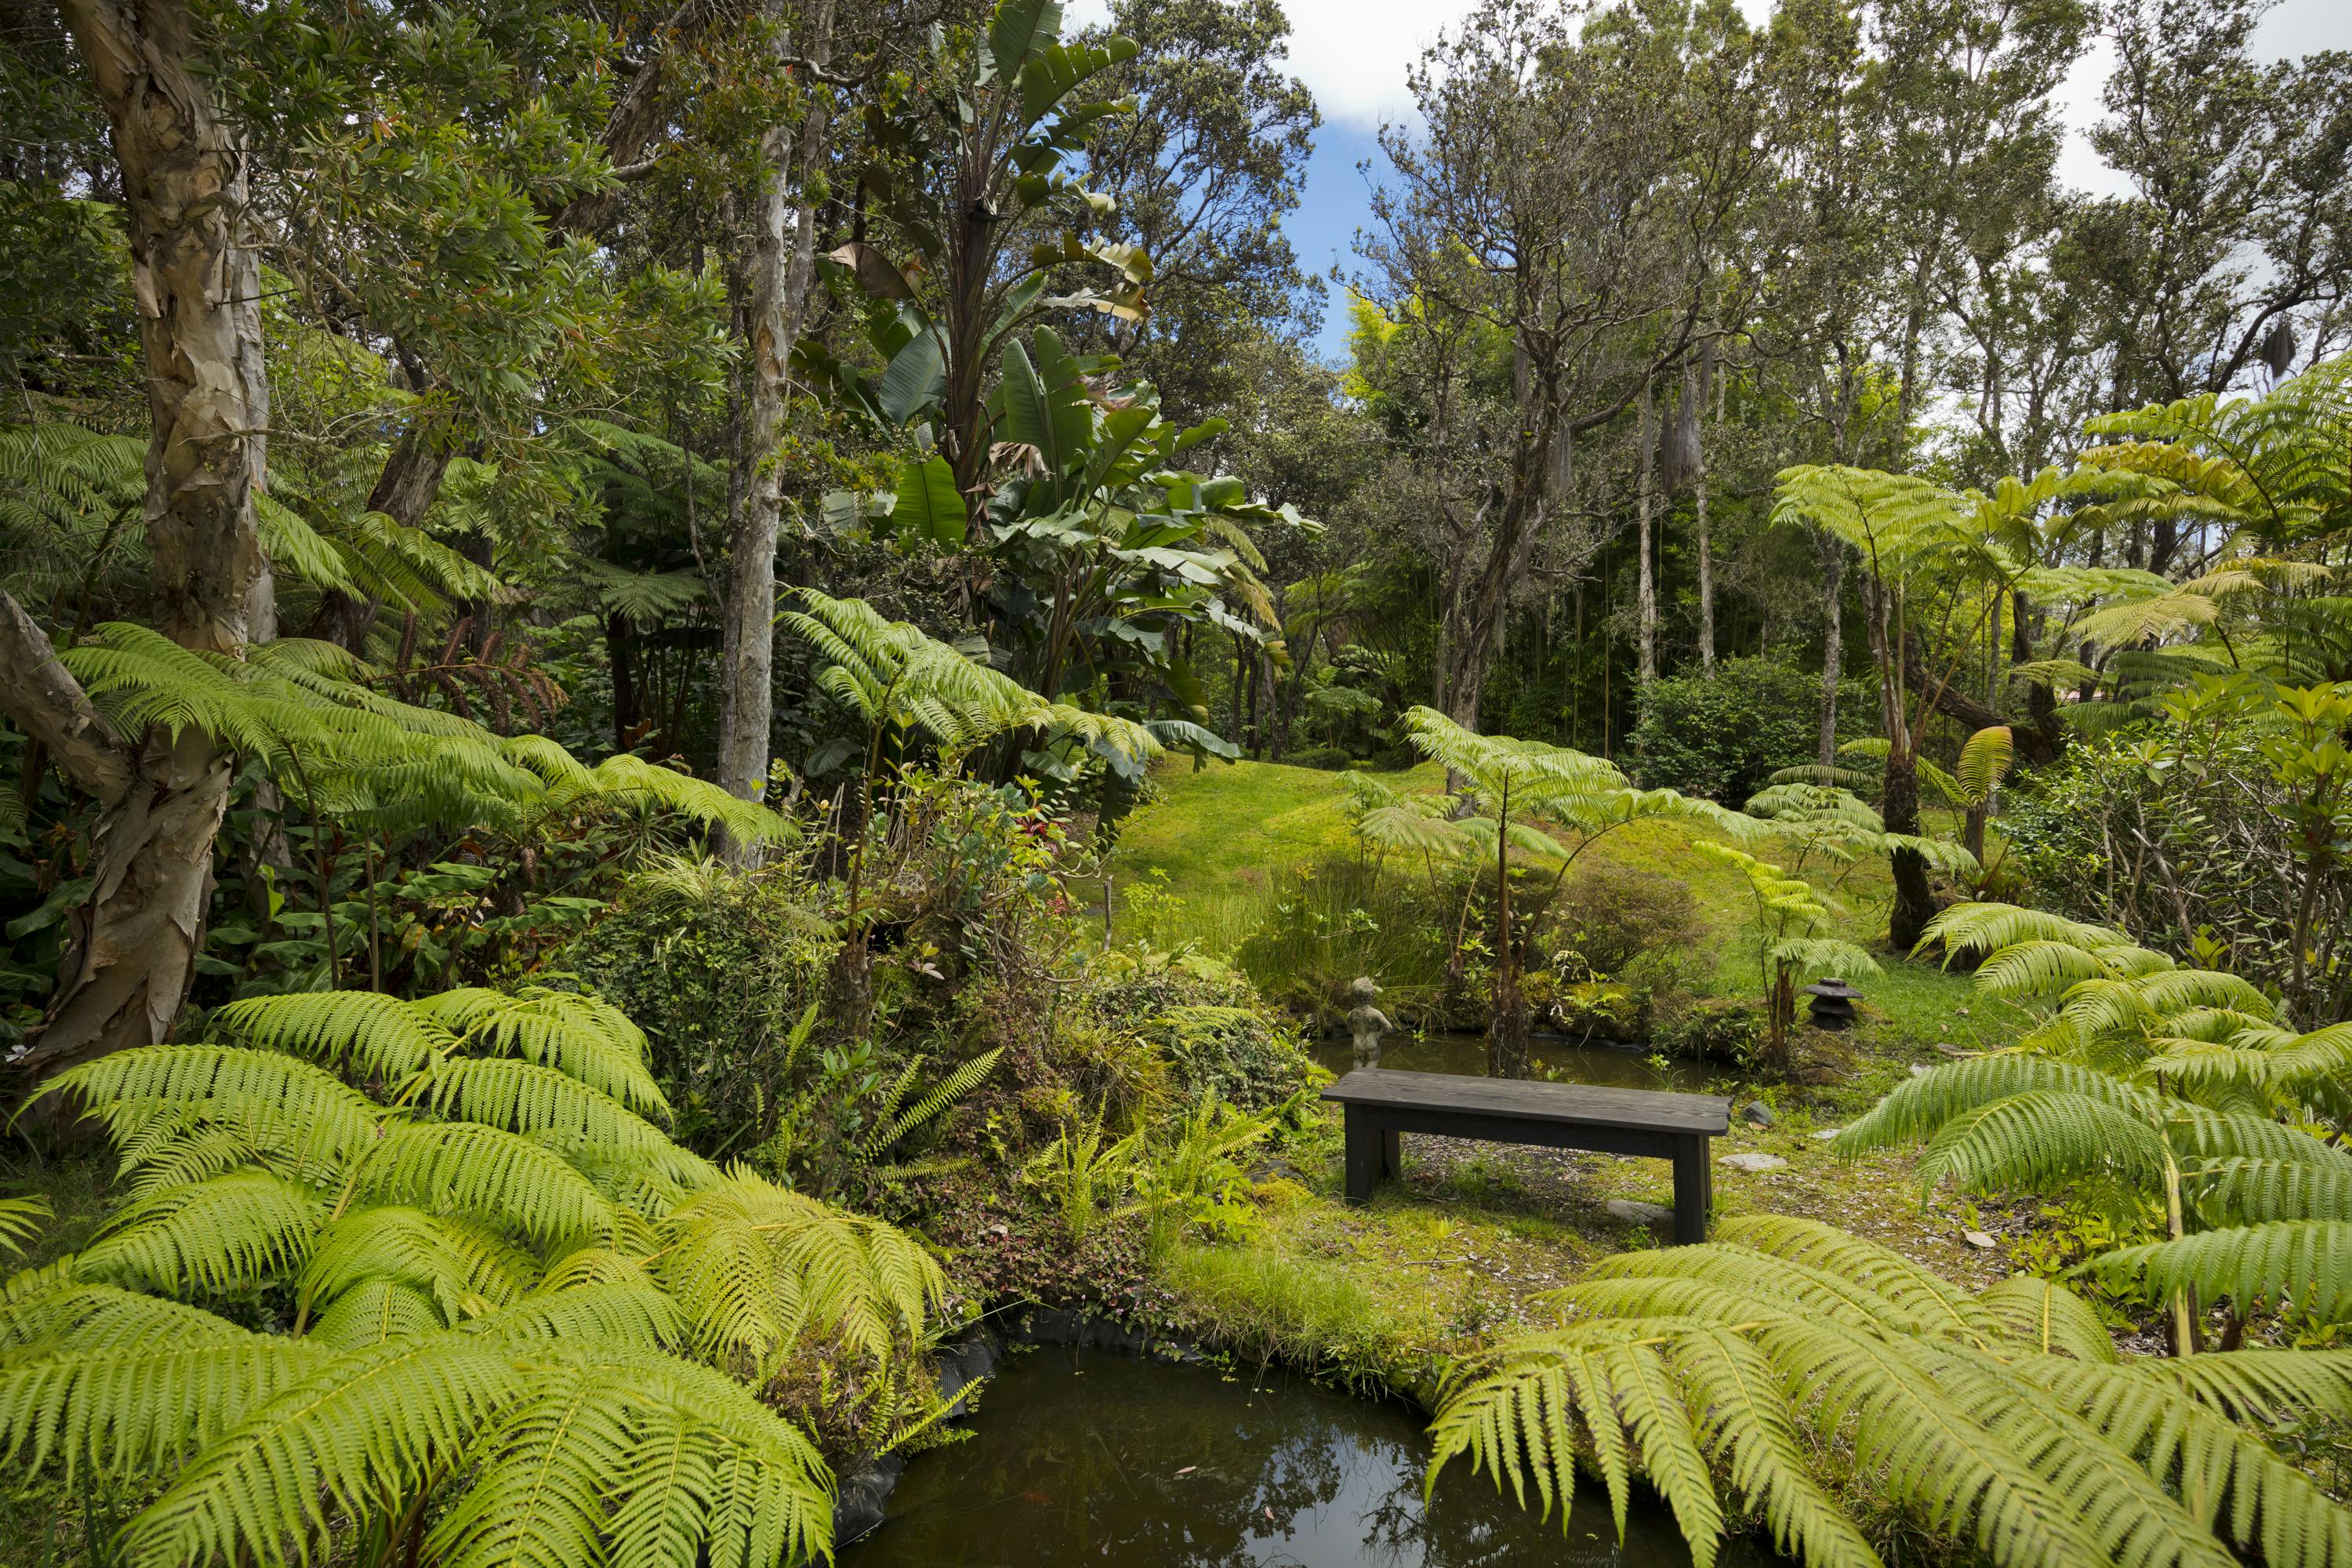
[1062,0,1480,127]
[1074,0,2350,151]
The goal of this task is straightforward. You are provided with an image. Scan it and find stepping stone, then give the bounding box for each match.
[1810,1127,1842,1141]
[1718,1152,1788,1173]
[1963,1231,1999,1249]
[1606,1199,1673,1225]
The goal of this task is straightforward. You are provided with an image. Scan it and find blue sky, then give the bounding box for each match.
[1069,0,2352,365]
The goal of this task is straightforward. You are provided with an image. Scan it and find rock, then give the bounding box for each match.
[1717,1152,1788,1173]
[832,1453,906,1544]
[935,1330,1001,1415]
[1810,1127,1842,1141]
[1962,1230,1999,1250]
[1606,1199,1674,1226]
[1909,1064,1932,1077]
[1739,1102,1777,1128]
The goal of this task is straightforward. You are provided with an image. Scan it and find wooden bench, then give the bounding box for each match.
[1321,1069,1731,1244]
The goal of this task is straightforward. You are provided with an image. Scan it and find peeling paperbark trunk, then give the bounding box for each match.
[1635,377,1658,687]
[713,0,837,866]
[14,0,270,1087]
[1695,474,1714,673]
[1815,532,1844,769]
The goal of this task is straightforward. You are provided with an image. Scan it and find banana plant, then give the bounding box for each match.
[798,0,1149,528]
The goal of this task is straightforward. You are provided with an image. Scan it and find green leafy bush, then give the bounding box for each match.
[565,857,835,1158]
[2002,678,2352,1023]
[1628,657,1871,803]
[1090,954,1320,1112]
[1650,996,1765,1063]
[1547,866,1703,978]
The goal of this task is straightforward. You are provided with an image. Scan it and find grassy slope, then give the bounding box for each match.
[1108,756,1989,1041]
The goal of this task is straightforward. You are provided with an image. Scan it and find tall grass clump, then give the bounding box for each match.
[1230,857,1457,1022]
[1156,1236,1433,1394]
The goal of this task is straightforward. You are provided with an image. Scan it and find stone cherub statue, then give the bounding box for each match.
[1345,976,1393,1069]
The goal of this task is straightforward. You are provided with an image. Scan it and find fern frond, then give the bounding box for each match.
[2185,1157,2352,1224]
[410,1055,693,1179]
[1913,1090,2175,1198]
[0,1196,49,1258]
[1836,1054,2160,1153]
[0,1292,337,1479]
[213,992,455,1081]
[358,1122,615,1245]
[116,1331,531,1566]
[298,1205,537,1329]
[864,1047,1003,1156]
[412,988,669,1120]
[76,1170,326,1295]
[2089,1222,2352,1320]
[419,1347,831,1568]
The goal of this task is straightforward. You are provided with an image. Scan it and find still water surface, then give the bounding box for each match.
[839,1351,1768,1567]
[1311,1031,1708,1091]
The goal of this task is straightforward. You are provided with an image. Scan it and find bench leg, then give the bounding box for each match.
[1671,1134,1713,1244]
[1343,1108,1379,1205]
[1379,1125,1401,1182]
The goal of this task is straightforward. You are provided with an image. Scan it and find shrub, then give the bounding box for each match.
[565,857,835,1157]
[1627,656,1872,802]
[2002,680,2352,1023]
[1282,744,1357,771]
[1650,996,1764,1062]
[1545,866,1703,978]
[1087,954,1320,1112]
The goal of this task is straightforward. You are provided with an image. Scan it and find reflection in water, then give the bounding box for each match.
[840,1351,1769,1567]
[1312,1031,1708,1091]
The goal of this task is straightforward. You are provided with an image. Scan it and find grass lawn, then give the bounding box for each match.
[1106,755,1995,1045]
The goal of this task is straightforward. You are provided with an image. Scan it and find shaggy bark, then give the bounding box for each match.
[1695,473,1714,673]
[713,0,837,865]
[1635,377,1658,687]
[15,0,270,1086]
[1814,532,1845,768]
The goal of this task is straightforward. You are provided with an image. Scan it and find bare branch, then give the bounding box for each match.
[0,589,132,806]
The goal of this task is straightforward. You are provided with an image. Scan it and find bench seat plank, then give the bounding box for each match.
[1321,1068,1729,1243]
[1323,1069,1730,1133]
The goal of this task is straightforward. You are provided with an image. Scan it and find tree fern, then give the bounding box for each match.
[4,985,946,1567]
[1429,1215,2352,1568]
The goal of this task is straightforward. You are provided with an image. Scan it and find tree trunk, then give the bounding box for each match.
[713,0,837,866]
[1635,377,1658,686]
[1862,577,1936,951]
[10,0,273,1087]
[1815,532,1844,768]
[1695,473,1714,674]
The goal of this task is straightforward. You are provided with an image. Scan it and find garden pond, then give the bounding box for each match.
[838,1350,1769,1566]
[1312,1031,1709,1091]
